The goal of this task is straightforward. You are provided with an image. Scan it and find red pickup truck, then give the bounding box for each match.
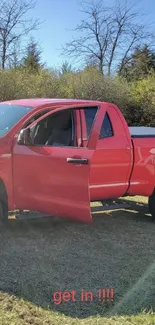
[0,98,155,224]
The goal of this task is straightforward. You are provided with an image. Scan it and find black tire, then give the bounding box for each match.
[0,197,8,226]
[148,191,155,222]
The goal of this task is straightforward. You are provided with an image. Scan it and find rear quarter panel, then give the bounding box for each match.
[129,138,155,196]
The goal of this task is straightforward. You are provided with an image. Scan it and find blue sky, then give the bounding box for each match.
[28,0,155,68]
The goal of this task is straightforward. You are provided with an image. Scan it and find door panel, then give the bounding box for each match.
[85,104,133,200]
[13,107,94,223]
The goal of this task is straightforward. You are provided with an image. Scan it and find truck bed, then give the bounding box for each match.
[129,126,155,138]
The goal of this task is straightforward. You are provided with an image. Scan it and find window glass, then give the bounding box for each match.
[29,109,74,147]
[99,113,114,139]
[0,104,33,137]
[24,110,49,128]
[84,107,98,138]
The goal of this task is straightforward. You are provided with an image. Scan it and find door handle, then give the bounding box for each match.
[67,158,88,164]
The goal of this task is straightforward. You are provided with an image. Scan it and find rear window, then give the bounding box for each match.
[83,107,98,138]
[99,113,114,139]
[0,104,33,137]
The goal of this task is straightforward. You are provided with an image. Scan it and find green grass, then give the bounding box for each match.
[1,196,155,324]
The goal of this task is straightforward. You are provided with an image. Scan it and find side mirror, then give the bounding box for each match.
[17,128,31,145]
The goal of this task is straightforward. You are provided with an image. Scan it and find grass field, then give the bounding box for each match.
[1,196,155,324]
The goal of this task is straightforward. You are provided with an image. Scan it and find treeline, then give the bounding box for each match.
[0,65,155,126]
[0,0,155,126]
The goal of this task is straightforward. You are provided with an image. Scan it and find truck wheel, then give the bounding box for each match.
[148,192,155,221]
[0,198,8,226]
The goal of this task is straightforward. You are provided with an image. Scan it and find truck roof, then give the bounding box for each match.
[3,98,102,107]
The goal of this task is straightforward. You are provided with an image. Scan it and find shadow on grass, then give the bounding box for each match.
[0,198,155,318]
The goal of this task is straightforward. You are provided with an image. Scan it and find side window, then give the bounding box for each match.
[28,109,75,147]
[24,110,49,128]
[83,107,98,138]
[99,113,114,139]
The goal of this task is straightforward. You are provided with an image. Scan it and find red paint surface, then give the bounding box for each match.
[0,98,154,222]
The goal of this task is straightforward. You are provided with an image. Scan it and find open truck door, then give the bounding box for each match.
[13,104,99,223]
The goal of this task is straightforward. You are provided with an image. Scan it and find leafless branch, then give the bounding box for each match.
[62,0,154,75]
[0,0,41,69]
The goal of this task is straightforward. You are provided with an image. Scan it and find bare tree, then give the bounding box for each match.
[0,0,40,69]
[62,0,154,75]
[7,39,23,68]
